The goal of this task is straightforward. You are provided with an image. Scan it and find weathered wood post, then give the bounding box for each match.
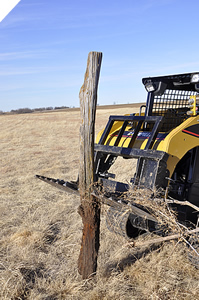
[78,52,103,279]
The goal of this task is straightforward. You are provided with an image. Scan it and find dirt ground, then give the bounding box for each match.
[0,104,199,299]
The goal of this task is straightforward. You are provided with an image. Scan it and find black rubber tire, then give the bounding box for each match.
[106,206,140,239]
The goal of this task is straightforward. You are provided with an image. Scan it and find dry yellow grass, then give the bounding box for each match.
[0,105,199,300]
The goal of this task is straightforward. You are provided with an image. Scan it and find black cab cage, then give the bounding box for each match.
[143,72,199,132]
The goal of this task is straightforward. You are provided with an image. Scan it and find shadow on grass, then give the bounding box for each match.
[104,244,162,277]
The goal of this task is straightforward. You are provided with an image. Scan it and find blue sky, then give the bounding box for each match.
[1,0,199,111]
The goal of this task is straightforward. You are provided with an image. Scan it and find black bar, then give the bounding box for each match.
[109,115,160,122]
[114,120,128,146]
[95,144,168,161]
[145,116,162,150]
[145,92,154,117]
[128,120,144,148]
[98,118,114,145]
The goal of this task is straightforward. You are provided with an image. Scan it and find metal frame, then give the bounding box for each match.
[94,114,169,192]
[97,115,163,150]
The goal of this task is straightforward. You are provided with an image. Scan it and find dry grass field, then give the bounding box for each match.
[0,104,199,300]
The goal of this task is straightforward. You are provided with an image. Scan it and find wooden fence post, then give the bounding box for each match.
[78,52,103,279]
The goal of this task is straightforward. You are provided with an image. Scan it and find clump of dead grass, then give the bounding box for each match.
[128,187,198,239]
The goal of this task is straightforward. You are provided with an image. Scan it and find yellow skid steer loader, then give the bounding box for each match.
[36,72,199,252]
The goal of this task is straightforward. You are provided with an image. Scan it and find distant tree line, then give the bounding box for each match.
[0,106,71,115]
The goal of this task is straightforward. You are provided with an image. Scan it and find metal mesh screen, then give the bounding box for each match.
[152,89,198,132]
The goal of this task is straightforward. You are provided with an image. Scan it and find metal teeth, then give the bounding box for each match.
[35,174,79,195]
